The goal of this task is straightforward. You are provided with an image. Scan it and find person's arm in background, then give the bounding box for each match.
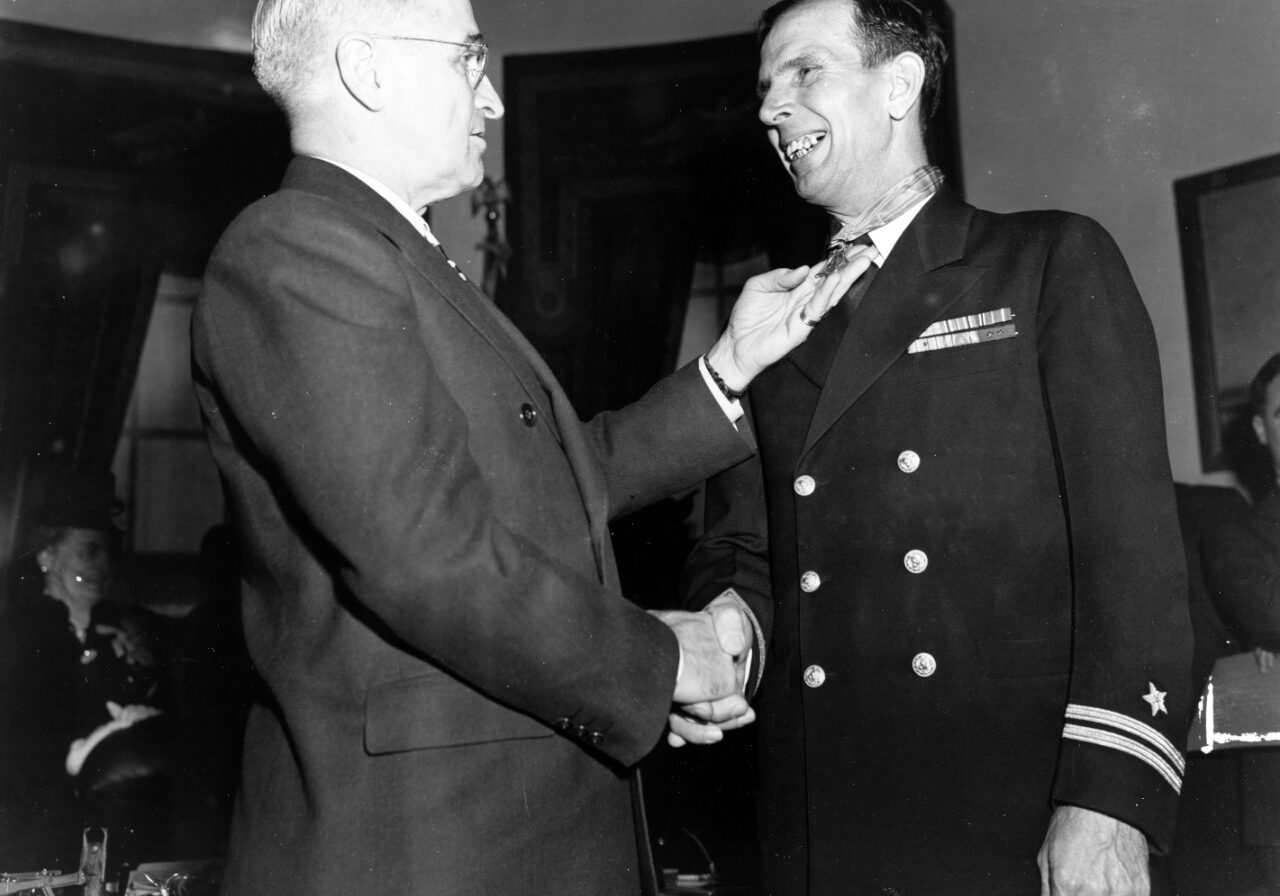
[65,701,163,776]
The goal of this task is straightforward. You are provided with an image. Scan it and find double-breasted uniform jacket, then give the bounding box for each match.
[682,187,1191,895]
[1203,489,1280,846]
[191,157,752,896]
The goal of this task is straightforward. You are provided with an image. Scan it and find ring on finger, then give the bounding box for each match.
[799,307,822,328]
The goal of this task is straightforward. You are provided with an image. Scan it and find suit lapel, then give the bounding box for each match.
[412,256,618,586]
[798,189,987,460]
[402,241,567,448]
[281,158,624,576]
[413,250,622,586]
[283,159,566,448]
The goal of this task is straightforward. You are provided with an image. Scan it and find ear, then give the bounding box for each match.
[1254,414,1269,448]
[37,547,52,569]
[336,32,386,112]
[885,51,926,123]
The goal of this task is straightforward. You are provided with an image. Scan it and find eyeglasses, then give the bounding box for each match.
[369,34,489,89]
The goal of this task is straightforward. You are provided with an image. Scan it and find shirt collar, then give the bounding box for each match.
[863,193,931,263]
[311,156,441,245]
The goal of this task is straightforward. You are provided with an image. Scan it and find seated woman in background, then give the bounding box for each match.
[0,469,170,873]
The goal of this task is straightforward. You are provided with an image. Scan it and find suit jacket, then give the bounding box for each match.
[682,187,1191,895]
[1203,489,1280,846]
[191,157,752,895]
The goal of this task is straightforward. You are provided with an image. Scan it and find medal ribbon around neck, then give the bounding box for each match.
[818,165,945,279]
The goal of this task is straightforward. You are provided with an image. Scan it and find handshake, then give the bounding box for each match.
[652,593,756,748]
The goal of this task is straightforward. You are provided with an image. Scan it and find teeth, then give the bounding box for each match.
[784,133,825,162]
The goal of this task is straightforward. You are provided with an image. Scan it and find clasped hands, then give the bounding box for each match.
[652,594,755,748]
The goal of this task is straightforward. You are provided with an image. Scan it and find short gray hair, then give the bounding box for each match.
[251,0,415,114]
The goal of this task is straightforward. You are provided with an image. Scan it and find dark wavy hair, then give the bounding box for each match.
[757,0,948,123]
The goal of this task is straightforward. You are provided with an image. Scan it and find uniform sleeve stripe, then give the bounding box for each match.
[1062,723,1183,794]
[1065,704,1184,773]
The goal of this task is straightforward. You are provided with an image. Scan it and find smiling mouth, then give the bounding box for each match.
[784,132,826,162]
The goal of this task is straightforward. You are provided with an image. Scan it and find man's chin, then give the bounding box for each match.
[462,164,487,192]
[792,172,824,205]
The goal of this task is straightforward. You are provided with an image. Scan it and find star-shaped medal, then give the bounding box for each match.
[1141,682,1167,717]
[815,243,852,281]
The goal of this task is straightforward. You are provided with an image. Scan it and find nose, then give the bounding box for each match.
[758,84,792,127]
[476,75,504,120]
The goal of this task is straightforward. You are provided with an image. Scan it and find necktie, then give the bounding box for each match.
[822,233,876,323]
[421,224,471,284]
[436,246,470,283]
[799,237,880,381]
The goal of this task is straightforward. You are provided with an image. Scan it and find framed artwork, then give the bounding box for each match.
[1175,152,1280,471]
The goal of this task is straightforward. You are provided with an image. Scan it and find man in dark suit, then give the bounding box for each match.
[679,1,1192,893]
[190,0,864,893]
[1204,352,1280,896]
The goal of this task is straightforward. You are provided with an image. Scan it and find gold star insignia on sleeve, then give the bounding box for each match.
[1142,682,1168,717]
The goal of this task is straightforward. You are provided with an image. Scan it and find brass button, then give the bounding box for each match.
[800,571,822,593]
[794,475,816,496]
[897,450,921,473]
[520,403,538,426]
[904,549,928,574]
[912,652,937,677]
[803,665,826,688]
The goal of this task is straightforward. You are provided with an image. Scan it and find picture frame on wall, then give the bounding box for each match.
[1175,152,1280,472]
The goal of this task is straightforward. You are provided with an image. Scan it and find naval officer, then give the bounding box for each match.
[680,0,1192,893]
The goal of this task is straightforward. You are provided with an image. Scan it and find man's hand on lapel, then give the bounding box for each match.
[652,596,756,747]
[705,245,877,393]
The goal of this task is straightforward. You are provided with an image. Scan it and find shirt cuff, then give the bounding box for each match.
[699,356,745,425]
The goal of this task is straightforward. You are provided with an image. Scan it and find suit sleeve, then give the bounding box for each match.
[1035,215,1192,852]
[1204,516,1280,650]
[678,400,773,697]
[194,203,746,767]
[586,363,754,523]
